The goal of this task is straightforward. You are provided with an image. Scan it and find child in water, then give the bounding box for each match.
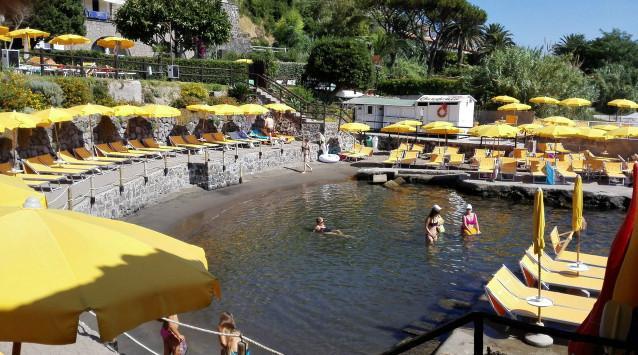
[461,204,481,236]
[314,217,343,235]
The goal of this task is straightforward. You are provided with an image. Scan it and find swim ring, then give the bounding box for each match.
[319,154,340,163]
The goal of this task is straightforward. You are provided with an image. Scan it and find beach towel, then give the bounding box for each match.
[545,163,555,185]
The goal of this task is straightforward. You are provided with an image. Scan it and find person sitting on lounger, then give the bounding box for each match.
[314,217,343,235]
[425,205,443,244]
[461,204,481,236]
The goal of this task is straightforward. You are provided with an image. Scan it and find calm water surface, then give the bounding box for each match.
[184,182,623,354]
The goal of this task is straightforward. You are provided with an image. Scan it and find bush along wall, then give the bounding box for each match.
[275,62,305,82]
[377,77,462,96]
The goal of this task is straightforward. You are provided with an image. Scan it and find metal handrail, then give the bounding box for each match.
[381,311,637,355]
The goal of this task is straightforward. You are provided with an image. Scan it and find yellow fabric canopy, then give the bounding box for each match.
[560,98,591,107]
[0,35,11,42]
[425,126,464,135]
[32,108,78,125]
[239,104,269,115]
[235,59,253,64]
[0,176,47,208]
[518,123,543,134]
[422,121,453,130]
[139,105,182,118]
[576,127,607,140]
[265,103,296,113]
[0,202,219,344]
[534,125,578,139]
[529,96,560,105]
[606,126,638,139]
[469,123,519,138]
[608,99,638,109]
[381,123,416,134]
[49,34,90,46]
[7,28,49,39]
[97,36,135,49]
[0,26,8,35]
[592,124,619,132]
[497,103,531,111]
[491,95,519,103]
[533,188,545,255]
[69,104,114,117]
[541,116,575,126]
[395,119,422,127]
[340,122,371,132]
[572,176,583,232]
[0,112,42,131]
[186,104,216,113]
[111,105,143,117]
[210,104,242,116]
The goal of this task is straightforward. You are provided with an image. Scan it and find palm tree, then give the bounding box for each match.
[480,23,515,56]
[446,4,487,65]
[552,33,588,56]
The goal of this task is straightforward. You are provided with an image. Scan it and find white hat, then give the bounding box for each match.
[433,204,442,212]
[466,204,473,210]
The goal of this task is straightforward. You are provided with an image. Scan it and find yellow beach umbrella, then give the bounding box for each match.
[497,103,532,111]
[425,126,464,135]
[0,176,47,208]
[534,125,578,139]
[340,122,371,133]
[572,175,584,267]
[0,198,219,347]
[518,123,543,134]
[422,121,453,130]
[111,105,142,117]
[560,98,591,107]
[0,111,42,131]
[49,34,90,46]
[0,26,9,35]
[576,127,607,141]
[395,119,422,127]
[140,104,182,118]
[239,104,269,115]
[7,28,49,50]
[470,123,519,138]
[491,95,519,103]
[32,108,78,125]
[265,103,296,113]
[592,124,619,131]
[541,116,575,126]
[607,99,638,109]
[69,104,114,117]
[210,104,242,116]
[96,36,134,49]
[235,59,253,64]
[529,96,560,105]
[186,104,216,113]
[606,126,638,139]
[381,123,416,134]
[531,187,547,323]
[0,35,11,42]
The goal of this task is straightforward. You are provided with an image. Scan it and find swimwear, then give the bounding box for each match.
[160,327,171,341]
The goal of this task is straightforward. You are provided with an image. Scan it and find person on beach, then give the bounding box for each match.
[314,217,343,235]
[424,205,443,244]
[264,114,275,142]
[301,138,312,173]
[160,314,187,355]
[218,312,249,355]
[461,204,481,236]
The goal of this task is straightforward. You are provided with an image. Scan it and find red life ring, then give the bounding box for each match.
[437,103,448,118]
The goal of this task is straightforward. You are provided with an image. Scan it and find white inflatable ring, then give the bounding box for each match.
[318,154,340,163]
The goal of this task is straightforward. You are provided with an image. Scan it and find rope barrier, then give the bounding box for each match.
[85,312,160,355]
[48,186,71,205]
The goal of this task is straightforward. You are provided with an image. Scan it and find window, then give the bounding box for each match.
[92,0,99,11]
[367,106,373,114]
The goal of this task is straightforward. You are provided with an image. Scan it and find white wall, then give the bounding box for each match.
[417,100,475,128]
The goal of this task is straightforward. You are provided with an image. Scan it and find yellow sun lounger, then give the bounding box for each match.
[23,160,88,176]
[447,153,465,169]
[186,134,222,147]
[58,151,113,167]
[524,245,605,279]
[0,162,66,182]
[74,147,128,163]
[109,141,160,157]
[499,157,518,181]
[604,162,626,185]
[95,144,146,159]
[400,150,419,165]
[424,154,444,168]
[530,160,547,183]
[129,139,181,153]
[36,154,100,171]
[492,265,596,311]
[485,273,590,326]
[345,146,373,160]
[556,160,578,182]
[383,149,404,165]
[519,254,603,294]
[548,227,607,268]
[169,136,205,150]
[142,138,185,152]
[477,158,496,179]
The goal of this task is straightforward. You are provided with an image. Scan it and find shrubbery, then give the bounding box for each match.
[228,83,250,102]
[171,82,210,108]
[27,80,65,107]
[88,79,116,106]
[0,72,46,111]
[53,77,91,107]
[377,77,462,96]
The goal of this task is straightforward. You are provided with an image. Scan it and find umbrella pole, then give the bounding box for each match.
[537,253,542,323]
[12,342,21,355]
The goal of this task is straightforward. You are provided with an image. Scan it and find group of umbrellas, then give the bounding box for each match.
[187,102,295,116]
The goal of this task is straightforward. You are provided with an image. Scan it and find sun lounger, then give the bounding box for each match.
[229,131,261,144]
[473,149,488,161]
[74,147,128,163]
[524,245,605,279]
[35,154,100,172]
[129,139,182,153]
[623,162,635,175]
[499,157,517,181]
[530,160,546,183]
[400,151,419,165]
[555,143,571,153]
[345,146,373,160]
[423,154,444,169]
[341,143,363,158]
[604,162,625,185]
[478,158,496,179]
[23,159,88,177]
[555,160,577,183]
[201,133,239,146]
[0,162,64,181]
[95,143,146,159]
[411,144,425,153]
[58,150,113,167]
[538,143,556,155]
[513,148,528,163]
[249,129,269,141]
[571,159,585,174]
[490,150,506,158]
[383,149,404,165]
[485,270,591,326]
[548,226,607,268]
[141,138,186,153]
[492,265,596,311]
[109,141,160,157]
[447,153,465,169]
[184,134,221,148]
[519,254,602,294]
[169,136,205,150]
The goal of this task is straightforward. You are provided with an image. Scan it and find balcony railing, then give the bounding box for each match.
[84,9,110,21]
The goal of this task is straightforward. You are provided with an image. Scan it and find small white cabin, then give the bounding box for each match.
[342,96,417,130]
[415,95,476,128]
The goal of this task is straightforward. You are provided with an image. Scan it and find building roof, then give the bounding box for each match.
[343,96,416,107]
[416,95,476,103]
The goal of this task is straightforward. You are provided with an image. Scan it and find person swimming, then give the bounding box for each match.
[314,217,343,235]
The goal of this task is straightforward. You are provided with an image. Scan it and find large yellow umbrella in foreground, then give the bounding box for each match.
[0,176,47,208]
[541,116,575,126]
[0,198,219,347]
[140,104,181,118]
[606,126,638,139]
[7,28,49,50]
[265,103,295,113]
[491,95,519,103]
[239,104,269,115]
[0,35,11,43]
[529,96,560,105]
[0,26,8,35]
[340,122,371,132]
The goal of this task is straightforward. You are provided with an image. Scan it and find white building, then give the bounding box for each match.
[343,94,476,130]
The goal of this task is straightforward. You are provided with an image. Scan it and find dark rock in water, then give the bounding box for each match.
[384,180,401,190]
[394,176,406,185]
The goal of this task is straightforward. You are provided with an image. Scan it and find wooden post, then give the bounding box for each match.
[12,342,21,355]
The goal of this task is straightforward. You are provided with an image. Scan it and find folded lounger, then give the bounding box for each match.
[519,254,602,295]
[548,226,607,268]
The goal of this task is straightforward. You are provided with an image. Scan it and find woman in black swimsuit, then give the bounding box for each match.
[424,205,443,244]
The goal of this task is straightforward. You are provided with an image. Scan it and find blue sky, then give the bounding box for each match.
[468,0,638,48]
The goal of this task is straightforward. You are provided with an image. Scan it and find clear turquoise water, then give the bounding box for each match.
[182,182,623,354]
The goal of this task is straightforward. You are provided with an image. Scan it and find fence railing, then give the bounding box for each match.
[381,311,637,355]
[1,50,248,85]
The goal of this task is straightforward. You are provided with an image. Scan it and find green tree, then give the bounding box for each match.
[479,23,514,57]
[298,0,369,38]
[113,0,231,57]
[303,38,373,92]
[25,0,85,36]
[582,29,638,71]
[363,0,412,68]
[552,33,588,58]
[591,63,638,114]
[272,10,308,49]
[445,4,487,65]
